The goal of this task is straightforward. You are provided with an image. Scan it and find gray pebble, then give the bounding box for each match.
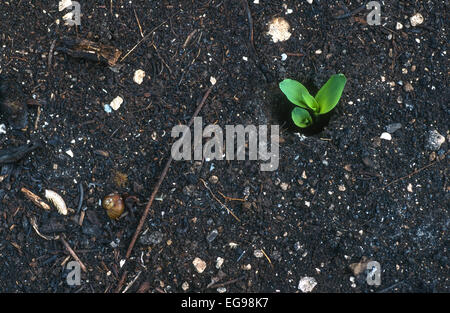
[425,130,445,151]
[206,229,218,243]
[386,123,402,133]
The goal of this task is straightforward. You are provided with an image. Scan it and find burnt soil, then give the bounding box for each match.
[0,1,448,293]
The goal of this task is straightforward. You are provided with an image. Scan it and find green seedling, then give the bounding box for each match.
[279,74,347,128]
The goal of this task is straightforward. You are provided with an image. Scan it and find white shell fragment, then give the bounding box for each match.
[110,96,123,111]
[44,189,68,215]
[298,276,317,293]
[410,13,424,27]
[133,69,145,85]
[267,17,291,43]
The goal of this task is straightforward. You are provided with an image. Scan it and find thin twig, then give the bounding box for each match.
[120,13,178,62]
[48,39,56,72]
[59,236,87,272]
[372,151,448,193]
[200,178,241,223]
[208,275,246,289]
[115,85,215,293]
[217,190,246,202]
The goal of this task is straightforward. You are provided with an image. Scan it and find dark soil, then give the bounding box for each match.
[0,0,448,293]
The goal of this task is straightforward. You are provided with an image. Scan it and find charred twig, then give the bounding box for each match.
[59,236,87,272]
[240,0,255,53]
[115,270,128,293]
[57,38,122,66]
[77,183,84,213]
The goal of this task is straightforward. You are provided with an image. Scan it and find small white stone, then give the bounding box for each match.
[298,277,317,293]
[181,282,189,291]
[119,259,126,268]
[280,182,289,191]
[253,0,259,4]
[254,250,264,258]
[281,53,287,61]
[242,56,248,61]
[210,76,217,85]
[307,0,313,4]
[110,96,123,111]
[242,264,252,270]
[315,49,322,55]
[65,149,74,158]
[217,287,227,293]
[396,22,403,30]
[133,69,145,85]
[0,124,6,134]
[192,257,207,273]
[407,183,413,193]
[305,201,311,207]
[216,257,224,269]
[410,13,424,27]
[338,185,346,192]
[286,9,293,15]
[380,132,392,141]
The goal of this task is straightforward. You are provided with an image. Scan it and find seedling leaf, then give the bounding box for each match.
[314,74,347,114]
[280,79,319,112]
[291,107,312,128]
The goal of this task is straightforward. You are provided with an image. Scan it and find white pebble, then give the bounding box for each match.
[216,257,224,269]
[410,13,424,27]
[0,124,6,134]
[242,56,248,61]
[210,76,217,85]
[315,49,322,55]
[110,96,123,111]
[380,132,392,141]
[307,0,313,4]
[281,53,287,61]
[65,149,74,158]
[133,69,145,85]
[254,250,264,258]
[192,257,207,273]
[407,183,413,193]
[298,277,317,293]
[396,22,403,30]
